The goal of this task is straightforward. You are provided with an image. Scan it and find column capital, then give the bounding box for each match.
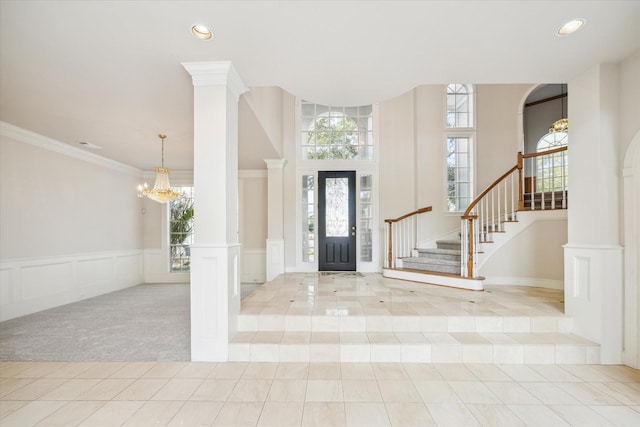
[182,61,248,99]
[264,158,287,169]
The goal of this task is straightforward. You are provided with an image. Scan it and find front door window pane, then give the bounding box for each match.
[325,177,349,237]
[302,175,315,262]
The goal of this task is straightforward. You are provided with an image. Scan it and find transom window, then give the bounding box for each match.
[169,186,194,272]
[447,84,473,128]
[301,101,373,160]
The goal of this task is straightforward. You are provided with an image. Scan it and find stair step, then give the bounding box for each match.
[435,240,462,250]
[415,248,461,261]
[237,313,574,334]
[229,331,599,363]
[401,257,460,274]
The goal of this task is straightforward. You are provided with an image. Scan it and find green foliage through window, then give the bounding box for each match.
[169,187,194,272]
[301,101,373,160]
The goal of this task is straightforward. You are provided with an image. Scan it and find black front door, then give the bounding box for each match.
[318,171,356,271]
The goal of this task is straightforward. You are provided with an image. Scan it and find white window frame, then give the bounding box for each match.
[295,99,381,272]
[444,84,476,214]
[444,133,475,213]
[168,186,195,273]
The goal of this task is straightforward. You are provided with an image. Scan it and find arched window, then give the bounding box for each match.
[447,84,473,128]
[536,131,568,192]
[301,101,373,160]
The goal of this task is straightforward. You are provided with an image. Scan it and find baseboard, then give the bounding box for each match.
[482,275,563,289]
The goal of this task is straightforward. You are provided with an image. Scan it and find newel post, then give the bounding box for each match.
[386,220,393,269]
[517,151,524,211]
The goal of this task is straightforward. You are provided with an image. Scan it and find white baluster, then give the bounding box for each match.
[511,172,516,220]
[562,150,567,209]
[491,190,495,232]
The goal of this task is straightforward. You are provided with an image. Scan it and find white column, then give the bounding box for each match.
[565,64,623,364]
[265,158,286,281]
[182,61,247,361]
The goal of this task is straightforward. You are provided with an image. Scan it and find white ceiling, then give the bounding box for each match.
[1,0,638,170]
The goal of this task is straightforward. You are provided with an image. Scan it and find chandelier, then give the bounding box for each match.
[137,134,179,203]
[549,118,568,133]
[549,84,568,133]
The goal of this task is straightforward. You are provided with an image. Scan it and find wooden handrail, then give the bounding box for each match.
[462,165,518,219]
[385,206,432,224]
[460,145,569,278]
[521,145,568,159]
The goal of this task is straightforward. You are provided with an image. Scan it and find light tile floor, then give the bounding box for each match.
[241,273,566,318]
[1,274,639,425]
[1,361,639,426]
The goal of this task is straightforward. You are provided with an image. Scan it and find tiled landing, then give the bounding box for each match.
[230,273,599,364]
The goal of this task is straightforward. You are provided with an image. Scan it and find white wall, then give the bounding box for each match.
[564,63,624,363]
[620,50,640,368]
[239,172,268,283]
[482,217,567,289]
[0,123,144,321]
[383,84,532,250]
[273,83,551,276]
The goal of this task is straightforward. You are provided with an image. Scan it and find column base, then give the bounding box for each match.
[564,244,623,364]
[190,244,241,362]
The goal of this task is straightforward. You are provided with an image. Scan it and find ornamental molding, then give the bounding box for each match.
[0,121,141,177]
[182,61,248,99]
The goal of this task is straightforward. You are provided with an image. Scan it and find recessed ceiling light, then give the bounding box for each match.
[191,24,213,40]
[558,18,586,36]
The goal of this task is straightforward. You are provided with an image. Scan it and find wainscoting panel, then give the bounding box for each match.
[564,244,623,364]
[143,249,190,284]
[242,248,266,284]
[0,250,143,321]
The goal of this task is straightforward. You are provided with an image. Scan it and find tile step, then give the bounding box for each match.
[228,332,600,364]
[237,314,573,334]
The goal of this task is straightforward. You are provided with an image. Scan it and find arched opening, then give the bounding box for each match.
[523,84,568,154]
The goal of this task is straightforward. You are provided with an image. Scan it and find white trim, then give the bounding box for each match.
[0,121,141,176]
[563,243,624,251]
[264,158,287,169]
[383,268,483,291]
[482,276,563,290]
[622,129,640,368]
[182,61,248,100]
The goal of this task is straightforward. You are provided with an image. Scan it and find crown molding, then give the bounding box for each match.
[182,61,249,100]
[0,121,142,177]
[264,158,287,169]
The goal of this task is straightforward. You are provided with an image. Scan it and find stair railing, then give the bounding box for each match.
[461,147,569,278]
[461,165,520,278]
[520,146,568,210]
[384,206,432,269]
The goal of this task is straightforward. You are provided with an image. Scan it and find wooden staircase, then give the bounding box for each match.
[401,240,461,274]
[383,147,568,290]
